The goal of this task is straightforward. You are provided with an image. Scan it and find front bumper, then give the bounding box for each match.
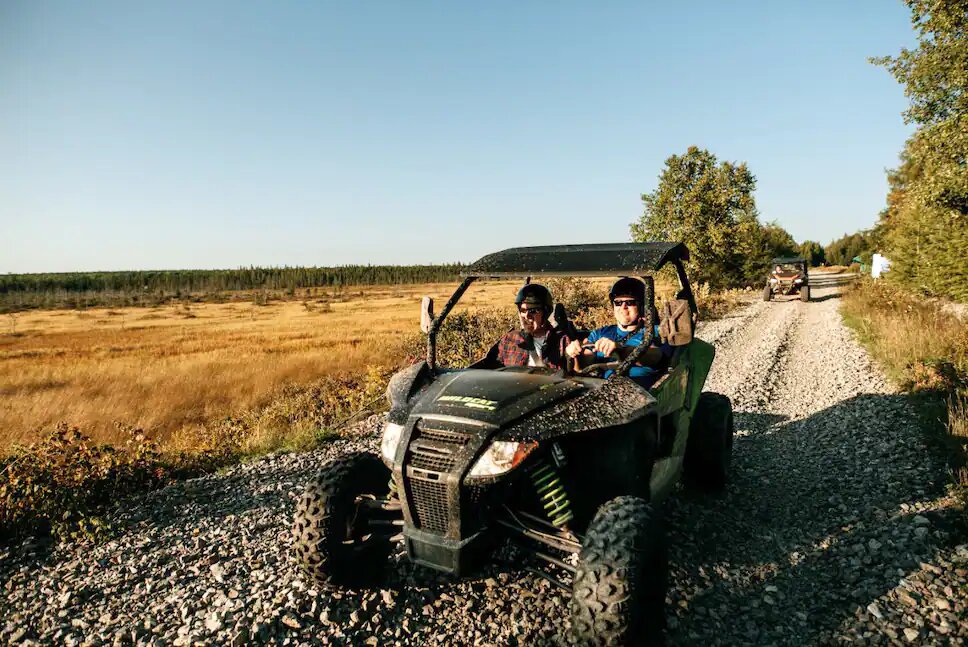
[771,281,803,295]
[404,525,489,576]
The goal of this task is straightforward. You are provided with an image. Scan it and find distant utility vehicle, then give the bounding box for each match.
[763,257,810,302]
[292,242,735,646]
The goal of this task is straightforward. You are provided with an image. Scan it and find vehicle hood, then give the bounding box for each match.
[409,369,586,427]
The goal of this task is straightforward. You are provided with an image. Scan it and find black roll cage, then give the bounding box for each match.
[425,242,695,373]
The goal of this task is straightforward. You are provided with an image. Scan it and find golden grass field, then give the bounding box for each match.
[0,281,536,449]
[1,274,740,454]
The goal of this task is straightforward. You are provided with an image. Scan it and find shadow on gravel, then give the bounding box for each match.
[667,394,964,645]
[806,293,841,303]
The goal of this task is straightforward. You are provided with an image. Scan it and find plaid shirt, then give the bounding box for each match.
[495,328,570,369]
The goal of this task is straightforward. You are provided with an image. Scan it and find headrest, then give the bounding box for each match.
[658,299,693,346]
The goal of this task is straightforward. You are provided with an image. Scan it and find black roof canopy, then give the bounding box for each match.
[771,257,807,264]
[463,242,689,278]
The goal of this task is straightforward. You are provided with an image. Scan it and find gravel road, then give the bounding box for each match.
[2,281,966,646]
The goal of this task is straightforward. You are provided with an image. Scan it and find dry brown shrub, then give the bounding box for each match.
[0,423,214,542]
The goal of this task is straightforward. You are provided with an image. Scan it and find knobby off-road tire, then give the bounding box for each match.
[292,451,393,586]
[800,285,811,302]
[570,496,667,647]
[762,285,773,301]
[684,392,734,491]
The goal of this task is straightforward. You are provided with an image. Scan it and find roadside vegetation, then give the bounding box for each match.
[824,230,878,267]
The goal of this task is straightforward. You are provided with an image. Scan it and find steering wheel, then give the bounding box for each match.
[574,343,623,376]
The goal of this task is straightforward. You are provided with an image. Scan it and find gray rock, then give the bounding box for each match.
[867,603,883,619]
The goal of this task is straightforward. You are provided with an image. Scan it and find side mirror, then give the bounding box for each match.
[420,296,435,333]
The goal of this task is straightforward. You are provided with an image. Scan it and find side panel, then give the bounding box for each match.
[649,408,692,501]
[647,337,713,500]
[683,338,716,413]
[653,361,688,417]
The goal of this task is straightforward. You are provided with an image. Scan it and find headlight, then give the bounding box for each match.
[380,422,405,464]
[467,441,537,478]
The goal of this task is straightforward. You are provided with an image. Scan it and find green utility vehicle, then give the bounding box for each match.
[292,242,734,646]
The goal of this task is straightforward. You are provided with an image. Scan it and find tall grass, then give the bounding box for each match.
[0,282,520,448]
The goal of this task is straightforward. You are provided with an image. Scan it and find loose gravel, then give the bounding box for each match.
[2,281,965,646]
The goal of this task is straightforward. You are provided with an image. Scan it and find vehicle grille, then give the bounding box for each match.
[407,423,472,473]
[406,421,474,533]
[410,478,450,533]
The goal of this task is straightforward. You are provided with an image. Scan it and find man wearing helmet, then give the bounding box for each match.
[482,283,571,369]
[565,277,672,388]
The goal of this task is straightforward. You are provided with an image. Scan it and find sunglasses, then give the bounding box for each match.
[519,306,543,316]
[612,299,638,307]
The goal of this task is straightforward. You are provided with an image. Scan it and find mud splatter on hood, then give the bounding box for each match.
[409,369,585,428]
[496,376,655,442]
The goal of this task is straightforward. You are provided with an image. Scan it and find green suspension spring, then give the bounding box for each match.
[527,459,574,528]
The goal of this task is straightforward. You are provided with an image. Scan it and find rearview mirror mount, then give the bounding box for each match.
[420,296,435,333]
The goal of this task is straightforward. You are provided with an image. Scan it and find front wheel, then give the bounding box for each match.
[800,285,811,302]
[762,284,772,301]
[571,496,667,646]
[291,452,398,586]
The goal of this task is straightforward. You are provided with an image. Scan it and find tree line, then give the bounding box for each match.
[0,264,464,312]
[823,231,877,267]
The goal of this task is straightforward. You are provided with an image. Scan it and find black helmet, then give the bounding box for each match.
[609,277,645,305]
[514,283,553,313]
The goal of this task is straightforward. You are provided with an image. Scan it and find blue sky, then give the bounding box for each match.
[1,1,915,273]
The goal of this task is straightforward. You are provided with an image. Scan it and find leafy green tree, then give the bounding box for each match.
[760,223,799,258]
[872,0,968,301]
[798,240,826,267]
[631,146,760,288]
[733,221,800,285]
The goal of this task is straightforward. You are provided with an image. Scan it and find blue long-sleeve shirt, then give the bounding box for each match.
[586,324,673,389]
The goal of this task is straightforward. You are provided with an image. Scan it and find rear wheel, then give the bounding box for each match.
[800,285,811,302]
[570,496,667,646]
[762,284,772,301]
[291,452,398,586]
[685,392,734,491]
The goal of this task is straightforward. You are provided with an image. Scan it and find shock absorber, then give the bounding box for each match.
[527,452,574,529]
